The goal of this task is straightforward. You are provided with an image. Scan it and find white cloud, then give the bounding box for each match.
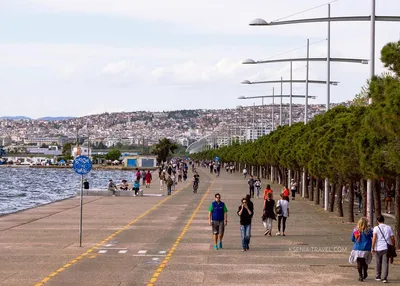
[28,0,400,36]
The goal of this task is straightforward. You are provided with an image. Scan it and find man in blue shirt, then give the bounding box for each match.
[208,193,228,250]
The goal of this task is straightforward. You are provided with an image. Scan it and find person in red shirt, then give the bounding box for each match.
[145,170,152,188]
[263,184,273,200]
[282,187,290,197]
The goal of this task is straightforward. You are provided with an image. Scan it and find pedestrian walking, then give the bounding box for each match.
[255,177,261,198]
[276,193,289,236]
[349,217,373,282]
[208,193,228,250]
[141,170,146,186]
[248,175,255,198]
[159,171,165,191]
[262,192,276,236]
[166,175,173,196]
[263,184,273,200]
[237,197,252,251]
[245,194,254,247]
[290,179,297,200]
[243,168,247,178]
[145,170,152,188]
[372,215,396,283]
[385,185,392,214]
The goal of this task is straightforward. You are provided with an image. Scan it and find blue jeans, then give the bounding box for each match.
[240,224,251,249]
[167,186,172,195]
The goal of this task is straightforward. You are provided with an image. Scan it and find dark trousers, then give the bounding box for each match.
[357,258,368,278]
[278,216,287,232]
[291,189,296,198]
[249,186,254,198]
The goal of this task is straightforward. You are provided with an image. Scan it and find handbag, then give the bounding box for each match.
[276,200,283,215]
[377,225,397,258]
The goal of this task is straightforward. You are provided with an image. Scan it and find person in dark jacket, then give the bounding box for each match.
[263,192,276,236]
[237,197,253,251]
[245,194,254,248]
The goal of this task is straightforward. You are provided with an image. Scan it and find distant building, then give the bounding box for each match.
[123,155,157,168]
[72,145,91,158]
[27,146,62,156]
[23,136,72,146]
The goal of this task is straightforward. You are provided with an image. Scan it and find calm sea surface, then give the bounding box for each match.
[0,167,136,215]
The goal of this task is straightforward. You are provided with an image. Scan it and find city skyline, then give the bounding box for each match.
[1,0,400,118]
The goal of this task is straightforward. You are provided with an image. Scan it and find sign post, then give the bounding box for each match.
[72,155,92,247]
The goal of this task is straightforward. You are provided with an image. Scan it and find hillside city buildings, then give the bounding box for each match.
[0,102,351,155]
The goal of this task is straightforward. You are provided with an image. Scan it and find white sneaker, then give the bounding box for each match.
[276,232,281,236]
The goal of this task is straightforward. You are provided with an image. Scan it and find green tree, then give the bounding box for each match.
[105,149,121,161]
[151,138,178,164]
[62,143,73,156]
[381,40,400,76]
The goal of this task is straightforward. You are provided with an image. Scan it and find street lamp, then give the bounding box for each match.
[242,76,336,126]
[238,94,316,128]
[247,0,400,214]
[242,55,364,115]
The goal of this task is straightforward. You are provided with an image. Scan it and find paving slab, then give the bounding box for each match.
[0,168,399,286]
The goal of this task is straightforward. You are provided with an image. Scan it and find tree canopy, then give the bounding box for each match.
[151,138,178,164]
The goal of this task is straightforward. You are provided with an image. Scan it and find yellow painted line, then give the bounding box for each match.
[34,183,189,285]
[146,178,216,286]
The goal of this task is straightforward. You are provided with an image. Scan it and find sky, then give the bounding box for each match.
[1,0,400,118]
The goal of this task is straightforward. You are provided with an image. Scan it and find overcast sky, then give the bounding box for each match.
[1,0,400,118]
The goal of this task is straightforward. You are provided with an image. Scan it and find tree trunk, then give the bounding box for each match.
[336,180,343,217]
[329,182,336,212]
[348,181,354,223]
[277,167,283,185]
[309,177,314,201]
[315,178,320,205]
[395,175,400,249]
[361,179,367,217]
[304,171,309,199]
[373,179,382,217]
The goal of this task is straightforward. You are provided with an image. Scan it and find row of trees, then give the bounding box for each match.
[191,41,400,248]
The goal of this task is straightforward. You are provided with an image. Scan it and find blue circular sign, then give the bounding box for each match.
[73,155,92,175]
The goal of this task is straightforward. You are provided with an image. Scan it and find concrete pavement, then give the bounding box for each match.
[0,168,399,285]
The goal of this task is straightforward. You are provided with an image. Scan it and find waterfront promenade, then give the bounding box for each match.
[0,168,399,285]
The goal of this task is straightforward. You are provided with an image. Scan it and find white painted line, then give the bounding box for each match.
[118,250,128,254]
[158,251,167,254]
[98,248,127,250]
[98,250,107,254]
[104,244,113,247]
[138,250,147,254]
[131,254,166,257]
[152,257,160,261]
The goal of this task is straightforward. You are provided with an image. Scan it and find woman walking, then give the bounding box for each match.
[349,217,373,282]
[255,177,261,198]
[276,193,289,236]
[237,197,252,251]
[262,192,276,236]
